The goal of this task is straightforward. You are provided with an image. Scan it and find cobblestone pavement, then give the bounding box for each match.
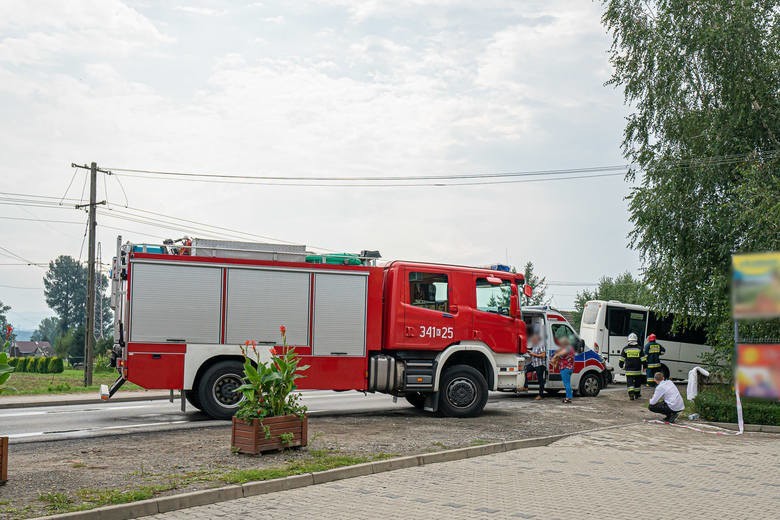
[148,423,780,520]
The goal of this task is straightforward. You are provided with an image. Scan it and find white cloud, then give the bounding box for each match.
[0,0,635,326]
[174,5,228,16]
[0,0,171,65]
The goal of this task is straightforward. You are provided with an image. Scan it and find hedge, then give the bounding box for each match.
[7,356,65,374]
[694,386,780,426]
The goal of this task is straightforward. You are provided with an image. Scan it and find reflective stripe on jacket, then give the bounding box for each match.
[644,341,666,368]
[619,345,646,375]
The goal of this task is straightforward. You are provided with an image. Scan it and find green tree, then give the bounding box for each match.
[55,325,86,364]
[43,255,112,338]
[31,316,61,343]
[522,261,549,306]
[601,0,780,369]
[571,272,653,330]
[0,299,13,341]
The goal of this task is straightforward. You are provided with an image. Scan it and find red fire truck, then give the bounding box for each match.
[104,237,531,419]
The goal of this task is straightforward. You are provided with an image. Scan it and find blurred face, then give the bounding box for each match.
[558,337,570,348]
[530,333,541,344]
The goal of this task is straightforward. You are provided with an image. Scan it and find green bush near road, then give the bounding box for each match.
[7,357,65,374]
[694,386,780,426]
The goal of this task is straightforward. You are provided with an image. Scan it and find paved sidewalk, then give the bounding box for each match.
[148,422,779,520]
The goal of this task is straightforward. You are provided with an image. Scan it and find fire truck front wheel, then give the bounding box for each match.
[438,364,488,418]
[198,361,244,420]
[184,390,202,411]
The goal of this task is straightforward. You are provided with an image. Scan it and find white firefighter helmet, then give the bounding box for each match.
[627,332,638,345]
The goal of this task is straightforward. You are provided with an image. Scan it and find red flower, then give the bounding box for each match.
[5,324,12,340]
[279,325,286,336]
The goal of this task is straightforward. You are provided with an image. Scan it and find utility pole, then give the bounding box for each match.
[73,162,108,387]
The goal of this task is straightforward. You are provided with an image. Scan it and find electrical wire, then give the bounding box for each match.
[113,170,627,188]
[105,149,778,184]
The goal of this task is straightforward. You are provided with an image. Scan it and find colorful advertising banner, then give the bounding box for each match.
[732,252,780,319]
[736,344,780,400]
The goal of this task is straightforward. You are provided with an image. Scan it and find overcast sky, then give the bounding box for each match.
[0,0,638,330]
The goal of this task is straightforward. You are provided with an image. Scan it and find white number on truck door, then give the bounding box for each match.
[419,326,454,339]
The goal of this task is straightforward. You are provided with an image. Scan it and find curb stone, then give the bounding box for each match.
[703,421,780,434]
[0,393,175,410]
[34,423,640,520]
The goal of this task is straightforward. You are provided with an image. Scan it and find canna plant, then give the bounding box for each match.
[235,326,309,422]
[0,325,15,394]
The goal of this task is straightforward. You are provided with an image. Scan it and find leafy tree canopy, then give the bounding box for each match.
[31,316,62,343]
[0,299,13,341]
[523,261,549,306]
[602,0,780,366]
[43,255,112,337]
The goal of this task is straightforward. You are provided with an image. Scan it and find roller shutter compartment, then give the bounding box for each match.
[312,273,367,356]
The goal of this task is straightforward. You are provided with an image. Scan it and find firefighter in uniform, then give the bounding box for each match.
[619,333,646,400]
[644,333,666,387]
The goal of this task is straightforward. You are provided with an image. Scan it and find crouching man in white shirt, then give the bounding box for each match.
[648,372,685,423]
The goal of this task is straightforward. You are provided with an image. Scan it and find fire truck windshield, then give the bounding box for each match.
[475,278,512,316]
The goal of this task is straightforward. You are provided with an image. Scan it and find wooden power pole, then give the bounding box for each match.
[73,161,108,387]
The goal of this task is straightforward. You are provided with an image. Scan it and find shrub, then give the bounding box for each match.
[16,357,28,372]
[8,357,18,368]
[37,356,49,373]
[48,357,64,374]
[694,386,780,426]
[93,354,113,373]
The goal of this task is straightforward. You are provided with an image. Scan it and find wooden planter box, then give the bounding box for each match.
[231,415,308,455]
[0,436,8,486]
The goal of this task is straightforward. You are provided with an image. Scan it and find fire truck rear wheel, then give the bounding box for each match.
[438,364,488,418]
[198,361,244,420]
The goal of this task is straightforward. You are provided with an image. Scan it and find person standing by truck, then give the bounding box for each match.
[643,333,666,386]
[525,330,547,400]
[551,336,575,403]
[619,333,646,400]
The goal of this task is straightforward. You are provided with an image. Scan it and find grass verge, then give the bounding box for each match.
[2,369,140,395]
[31,450,396,516]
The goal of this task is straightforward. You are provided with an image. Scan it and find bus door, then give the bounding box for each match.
[605,306,647,373]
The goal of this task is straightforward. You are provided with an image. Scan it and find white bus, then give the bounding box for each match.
[578,300,712,381]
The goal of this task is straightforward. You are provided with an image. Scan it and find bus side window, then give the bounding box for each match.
[606,308,628,335]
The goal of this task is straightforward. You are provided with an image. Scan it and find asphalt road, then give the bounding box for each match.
[1,388,625,444]
[0,390,414,444]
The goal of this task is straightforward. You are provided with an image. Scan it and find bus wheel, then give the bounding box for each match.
[184,390,202,411]
[405,392,426,410]
[198,361,244,420]
[438,364,488,418]
[578,373,601,397]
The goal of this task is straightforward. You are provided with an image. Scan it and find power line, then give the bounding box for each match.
[0,283,40,290]
[0,245,42,267]
[108,164,629,182]
[114,170,627,188]
[0,216,83,224]
[104,149,779,185]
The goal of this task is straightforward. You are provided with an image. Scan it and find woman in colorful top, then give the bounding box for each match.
[552,336,575,403]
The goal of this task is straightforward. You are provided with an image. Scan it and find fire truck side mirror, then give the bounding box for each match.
[510,295,519,318]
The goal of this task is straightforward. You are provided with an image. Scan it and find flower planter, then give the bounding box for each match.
[231,414,308,455]
[0,436,8,486]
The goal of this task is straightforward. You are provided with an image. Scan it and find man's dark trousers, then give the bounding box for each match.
[649,401,676,420]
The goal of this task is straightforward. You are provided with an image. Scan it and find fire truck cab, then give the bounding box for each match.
[106,237,530,419]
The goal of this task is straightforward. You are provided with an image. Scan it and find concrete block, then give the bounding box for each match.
[311,462,374,484]
[464,442,505,458]
[156,485,243,513]
[284,473,315,490]
[371,455,420,474]
[242,477,287,497]
[419,447,470,465]
[503,434,566,452]
[39,498,160,520]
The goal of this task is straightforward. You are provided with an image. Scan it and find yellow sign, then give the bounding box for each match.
[733,252,780,318]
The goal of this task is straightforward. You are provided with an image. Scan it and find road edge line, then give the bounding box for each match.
[33,422,640,520]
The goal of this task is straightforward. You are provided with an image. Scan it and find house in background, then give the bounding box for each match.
[10,340,54,357]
